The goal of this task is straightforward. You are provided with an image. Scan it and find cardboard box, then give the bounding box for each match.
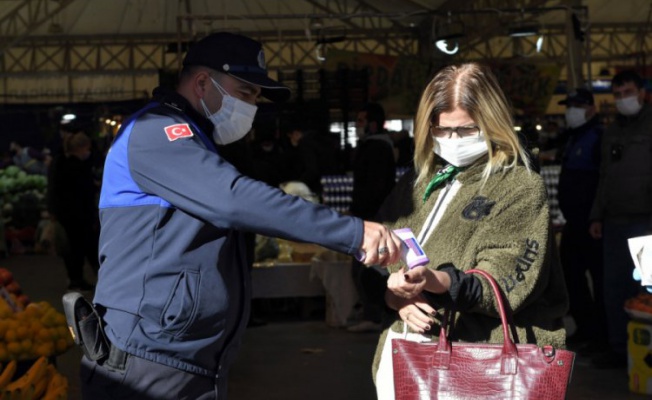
[628,320,652,394]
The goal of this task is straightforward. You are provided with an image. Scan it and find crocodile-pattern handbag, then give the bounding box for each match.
[392,269,575,400]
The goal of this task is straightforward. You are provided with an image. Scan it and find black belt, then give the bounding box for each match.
[103,343,129,372]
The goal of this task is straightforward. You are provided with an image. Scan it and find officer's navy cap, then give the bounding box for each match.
[183,32,291,103]
[558,87,594,106]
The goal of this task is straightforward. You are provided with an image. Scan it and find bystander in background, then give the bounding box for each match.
[553,88,607,355]
[589,70,652,369]
[47,130,100,290]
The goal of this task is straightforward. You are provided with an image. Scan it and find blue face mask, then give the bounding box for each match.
[200,78,258,145]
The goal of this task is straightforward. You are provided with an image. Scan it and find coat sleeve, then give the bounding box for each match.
[127,113,363,255]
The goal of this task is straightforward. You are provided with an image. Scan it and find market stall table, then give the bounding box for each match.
[252,250,358,327]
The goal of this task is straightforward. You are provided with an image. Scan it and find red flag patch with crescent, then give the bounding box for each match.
[164,123,194,141]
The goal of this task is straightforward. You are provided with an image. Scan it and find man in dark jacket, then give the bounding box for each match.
[589,70,652,369]
[556,88,607,354]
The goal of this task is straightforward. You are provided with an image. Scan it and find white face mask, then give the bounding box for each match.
[201,78,258,145]
[434,132,488,167]
[615,95,642,116]
[355,126,365,139]
[565,107,587,129]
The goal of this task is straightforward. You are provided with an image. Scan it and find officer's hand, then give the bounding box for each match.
[360,221,402,266]
[589,221,602,239]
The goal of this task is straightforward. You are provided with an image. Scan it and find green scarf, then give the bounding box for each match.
[422,164,462,203]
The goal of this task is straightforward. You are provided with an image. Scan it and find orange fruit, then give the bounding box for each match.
[36,328,51,341]
[6,341,21,355]
[5,329,17,342]
[15,326,28,340]
[20,339,32,352]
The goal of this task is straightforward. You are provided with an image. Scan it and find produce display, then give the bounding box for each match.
[0,269,73,362]
[625,293,652,315]
[0,267,72,399]
[625,293,652,323]
[0,356,68,400]
[0,166,47,231]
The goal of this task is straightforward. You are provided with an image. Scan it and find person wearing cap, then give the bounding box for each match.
[588,69,652,369]
[555,88,607,356]
[81,32,403,399]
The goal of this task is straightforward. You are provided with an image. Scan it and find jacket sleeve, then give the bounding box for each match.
[589,129,609,221]
[127,113,363,255]
[423,264,483,312]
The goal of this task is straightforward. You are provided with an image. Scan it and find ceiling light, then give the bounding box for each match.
[509,24,539,38]
[62,113,76,121]
[315,44,326,62]
[432,14,465,55]
[435,39,459,55]
[536,36,544,52]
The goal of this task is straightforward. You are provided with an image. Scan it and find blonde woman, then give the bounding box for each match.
[372,63,568,398]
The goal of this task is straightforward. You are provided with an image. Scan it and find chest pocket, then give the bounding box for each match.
[604,134,652,213]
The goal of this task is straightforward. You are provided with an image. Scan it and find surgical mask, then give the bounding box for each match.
[615,95,642,116]
[565,107,587,129]
[434,132,488,167]
[200,78,258,145]
[355,126,365,139]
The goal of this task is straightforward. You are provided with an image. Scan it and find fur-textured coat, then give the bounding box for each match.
[372,160,569,381]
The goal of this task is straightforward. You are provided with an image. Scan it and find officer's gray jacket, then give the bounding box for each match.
[94,90,363,377]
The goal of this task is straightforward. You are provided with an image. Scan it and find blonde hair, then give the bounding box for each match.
[413,62,531,184]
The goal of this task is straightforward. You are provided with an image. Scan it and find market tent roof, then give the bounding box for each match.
[1,0,649,48]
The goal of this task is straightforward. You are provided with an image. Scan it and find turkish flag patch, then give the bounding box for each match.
[164,123,193,141]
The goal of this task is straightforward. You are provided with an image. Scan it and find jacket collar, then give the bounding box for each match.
[151,86,215,137]
[615,102,651,126]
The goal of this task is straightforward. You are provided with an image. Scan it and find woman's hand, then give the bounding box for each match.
[388,265,452,299]
[387,267,426,299]
[389,293,439,334]
[389,265,449,298]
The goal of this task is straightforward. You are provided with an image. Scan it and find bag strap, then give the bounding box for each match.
[435,269,518,375]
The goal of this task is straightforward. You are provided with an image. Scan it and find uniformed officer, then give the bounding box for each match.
[80,32,402,399]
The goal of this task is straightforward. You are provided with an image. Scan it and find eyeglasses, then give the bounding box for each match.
[430,125,480,138]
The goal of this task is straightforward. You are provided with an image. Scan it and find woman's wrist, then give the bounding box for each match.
[425,269,451,294]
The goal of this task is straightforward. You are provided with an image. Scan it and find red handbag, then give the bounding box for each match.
[392,269,575,400]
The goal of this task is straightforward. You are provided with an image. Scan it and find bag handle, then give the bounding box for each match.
[434,269,518,375]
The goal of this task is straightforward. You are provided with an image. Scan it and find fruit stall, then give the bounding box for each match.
[0,267,72,399]
[0,166,48,256]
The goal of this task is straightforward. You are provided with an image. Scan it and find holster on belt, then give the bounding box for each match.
[62,292,110,361]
